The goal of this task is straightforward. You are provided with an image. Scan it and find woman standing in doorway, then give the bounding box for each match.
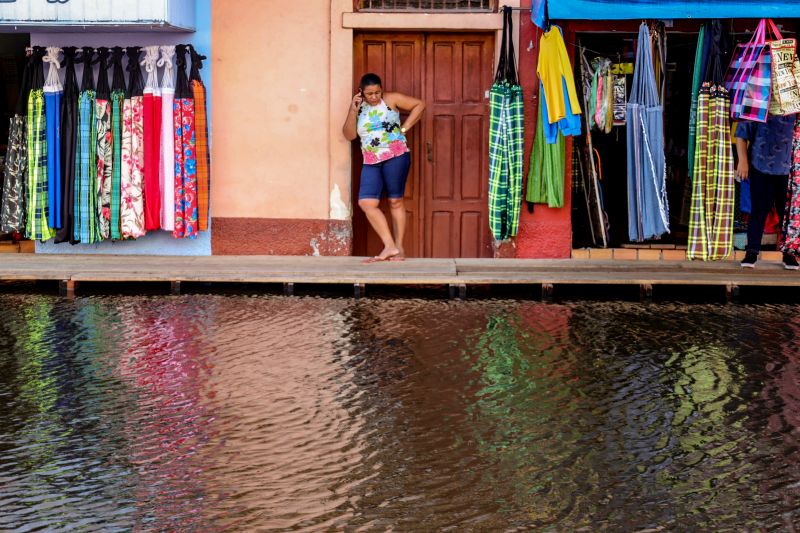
[343,73,425,262]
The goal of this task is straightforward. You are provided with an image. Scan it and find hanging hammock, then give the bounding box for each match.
[54,47,79,244]
[626,23,669,242]
[488,7,523,241]
[74,46,98,244]
[190,45,210,232]
[159,45,176,232]
[109,46,125,240]
[687,23,735,261]
[121,46,146,239]
[173,44,198,239]
[26,47,54,242]
[95,47,113,240]
[142,45,162,231]
[0,51,32,233]
[43,46,63,229]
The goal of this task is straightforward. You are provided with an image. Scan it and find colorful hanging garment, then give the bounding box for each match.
[190,45,210,231]
[688,25,707,183]
[527,87,565,208]
[121,46,146,239]
[43,47,63,229]
[538,24,582,126]
[95,47,113,240]
[54,47,79,244]
[109,47,125,240]
[626,23,669,242]
[781,116,800,257]
[159,46,176,231]
[74,47,98,244]
[25,48,54,242]
[488,8,523,241]
[0,54,32,233]
[173,44,198,239]
[687,85,735,260]
[142,45,162,231]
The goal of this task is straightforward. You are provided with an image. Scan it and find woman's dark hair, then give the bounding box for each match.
[359,73,382,90]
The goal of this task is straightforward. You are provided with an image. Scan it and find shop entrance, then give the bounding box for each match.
[570,26,697,250]
[352,31,494,258]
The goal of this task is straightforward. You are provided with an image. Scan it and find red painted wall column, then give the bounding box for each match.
[514,0,573,258]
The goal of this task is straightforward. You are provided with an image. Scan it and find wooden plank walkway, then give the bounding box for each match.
[2,255,800,292]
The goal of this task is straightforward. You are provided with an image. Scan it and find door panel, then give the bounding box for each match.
[353,33,424,258]
[352,32,493,258]
[423,33,494,258]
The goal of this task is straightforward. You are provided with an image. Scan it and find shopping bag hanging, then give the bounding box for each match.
[769,35,800,116]
[724,19,774,123]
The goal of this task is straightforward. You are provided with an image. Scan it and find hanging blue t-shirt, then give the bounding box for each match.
[735,115,795,176]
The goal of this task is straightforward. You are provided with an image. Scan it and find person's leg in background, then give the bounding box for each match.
[745,167,775,257]
[383,153,411,260]
[358,162,401,262]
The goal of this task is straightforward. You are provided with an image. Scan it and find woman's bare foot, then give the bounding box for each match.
[362,246,400,263]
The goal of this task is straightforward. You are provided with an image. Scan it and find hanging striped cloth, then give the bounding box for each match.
[54,47,79,244]
[781,116,800,257]
[0,55,32,233]
[109,47,125,240]
[25,48,54,242]
[526,86,565,208]
[95,47,113,240]
[121,46,146,239]
[74,47,98,244]
[173,44,198,239]
[626,23,669,242]
[159,46,176,231]
[43,46,62,230]
[142,45,162,231]
[190,45,210,232]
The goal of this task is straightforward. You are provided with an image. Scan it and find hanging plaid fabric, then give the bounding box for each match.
[74,47,98,244]
[527,88,565,208]
[626,23,669,242]
[109,47,125,240]
[25,47,54,242]
[142,45,162,231]
[159,45,176,232]
[95,47,113,240]
[0,54,32,233]
[173,44,198,239]
[781,116,800,256]
[190,45,210,232]
[43,47,63,229]
[488,7,523,241]
[54,47,79,244]
[121,46,146,239]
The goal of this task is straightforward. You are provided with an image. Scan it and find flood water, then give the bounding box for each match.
[0,292,799,531]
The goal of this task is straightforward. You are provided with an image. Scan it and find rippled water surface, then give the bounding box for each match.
[1,293,800,531]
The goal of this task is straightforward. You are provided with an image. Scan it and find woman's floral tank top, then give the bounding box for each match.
[356,99,409,165]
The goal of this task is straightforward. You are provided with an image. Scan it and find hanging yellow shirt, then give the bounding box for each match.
[537,26,582,125]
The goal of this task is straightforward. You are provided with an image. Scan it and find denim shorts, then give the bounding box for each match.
[358,152,411,200]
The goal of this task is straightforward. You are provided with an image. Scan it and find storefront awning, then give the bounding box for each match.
[547,0,800,20]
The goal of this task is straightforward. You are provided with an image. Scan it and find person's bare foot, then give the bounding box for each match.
[362,246,400,263]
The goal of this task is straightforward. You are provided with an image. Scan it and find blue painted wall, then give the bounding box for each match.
[35,0,212,256]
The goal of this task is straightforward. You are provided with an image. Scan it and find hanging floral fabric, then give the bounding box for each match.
[109,46,125,240]
[0,52,32,233]
[190,45,210,232]
[74,47,98,244]
[95,47,113,240]
[26,47,54,242]
[626,23,669,242]
[54,47,79,244]
[43,46,62,229]
[526,88,565,208]
[173,44,198,239]
[488,7,523,241]
[142,45,162,231]
[121,46,146,239]
[159,45,176,232]
[781,116,800,257]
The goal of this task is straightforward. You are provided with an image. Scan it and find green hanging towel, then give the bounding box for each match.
[110,47,125,240]
[526,96,565,208]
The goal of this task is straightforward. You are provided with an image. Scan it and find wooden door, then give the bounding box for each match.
[352,32,493,258]
[352,32,424,258]
[423,33,493,258]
